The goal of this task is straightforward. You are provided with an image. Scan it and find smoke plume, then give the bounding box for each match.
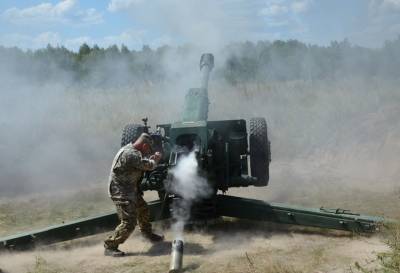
[169,151,212,240]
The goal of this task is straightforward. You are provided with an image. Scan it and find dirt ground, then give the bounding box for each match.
[0,225,389,273]
[0,159,397,273]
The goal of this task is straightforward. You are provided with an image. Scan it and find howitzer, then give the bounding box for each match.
[0,53,386,251]
[142,54,269,188]
[131,53,272,220]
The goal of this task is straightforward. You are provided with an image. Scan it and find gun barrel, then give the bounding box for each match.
[199,53,214,90]
[181,53,214,122]
[169,239,184,273]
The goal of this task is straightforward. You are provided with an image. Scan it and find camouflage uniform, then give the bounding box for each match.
[104,143,156,250]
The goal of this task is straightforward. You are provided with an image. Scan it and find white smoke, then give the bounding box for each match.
[169,151,212,240]
[170,152,211,201]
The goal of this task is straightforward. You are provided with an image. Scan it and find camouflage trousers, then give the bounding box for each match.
[104,195,152,249]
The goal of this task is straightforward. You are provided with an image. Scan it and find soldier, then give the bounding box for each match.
[104,133,164,257]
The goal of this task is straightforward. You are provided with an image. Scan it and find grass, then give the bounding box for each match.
[380,224,400,272]
[243,252,304,273]
[354,223,400,273]
[0,186,112,237]
[194,251,303,273]
[26,256,61,273]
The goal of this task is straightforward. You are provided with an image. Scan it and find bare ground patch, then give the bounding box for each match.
[0,220,390,273]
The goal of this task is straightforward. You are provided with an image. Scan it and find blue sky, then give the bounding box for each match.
[0,0,399,51]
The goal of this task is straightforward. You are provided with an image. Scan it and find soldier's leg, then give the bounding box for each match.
[104,199,137,250]
[136,194,164,242]
[136,194,152,234]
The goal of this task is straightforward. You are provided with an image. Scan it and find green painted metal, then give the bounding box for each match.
[170,120,209,153]
[0,195,385,251]
[182,88,209,122]
[216,195,384,233]
[181,53,213,122]
[0,199,170,251]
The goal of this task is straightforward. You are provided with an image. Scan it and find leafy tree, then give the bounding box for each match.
[121,44,130,55]
[0,38,399,86]
[78,43,91,57]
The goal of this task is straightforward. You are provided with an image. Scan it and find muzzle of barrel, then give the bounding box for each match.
[169,239,184,273]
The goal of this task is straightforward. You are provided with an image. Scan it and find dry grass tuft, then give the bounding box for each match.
[354,223,400,273]
[378,223,400,273]
[243,252,303,273]
[26,256,61,273]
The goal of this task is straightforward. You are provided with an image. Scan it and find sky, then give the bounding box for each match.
[0,0,399,51]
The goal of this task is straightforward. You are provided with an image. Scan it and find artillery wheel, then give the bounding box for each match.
[249,117,271,186]
[121,123,146,147]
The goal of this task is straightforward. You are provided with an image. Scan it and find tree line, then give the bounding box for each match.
[1,38,399,86]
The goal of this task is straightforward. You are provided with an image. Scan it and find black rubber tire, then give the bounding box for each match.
[121,124,146,147]
[249,117,271,186]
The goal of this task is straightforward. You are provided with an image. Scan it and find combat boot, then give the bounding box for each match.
[104,247,125,257]
[142,232,164,243]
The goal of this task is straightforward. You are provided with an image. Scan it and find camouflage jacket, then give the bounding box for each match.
[108,143,156,201]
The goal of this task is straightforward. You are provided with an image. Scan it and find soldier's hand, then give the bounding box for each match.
[150,152,162,163]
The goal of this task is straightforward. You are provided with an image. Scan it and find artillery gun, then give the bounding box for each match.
[0,54,384,251]
[122,53,271,221]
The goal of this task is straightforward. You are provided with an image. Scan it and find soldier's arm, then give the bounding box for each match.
[127,152,157,171]
[136,157,157,171]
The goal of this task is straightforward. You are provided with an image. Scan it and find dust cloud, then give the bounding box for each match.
[1,47,399,204]
[2,46,399,198]
[0,0,399,201]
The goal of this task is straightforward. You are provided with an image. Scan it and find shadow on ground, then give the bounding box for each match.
[202,218,355,243]
[125,241,208,256]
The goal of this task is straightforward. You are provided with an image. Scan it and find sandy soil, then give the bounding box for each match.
[0,223,389,273]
